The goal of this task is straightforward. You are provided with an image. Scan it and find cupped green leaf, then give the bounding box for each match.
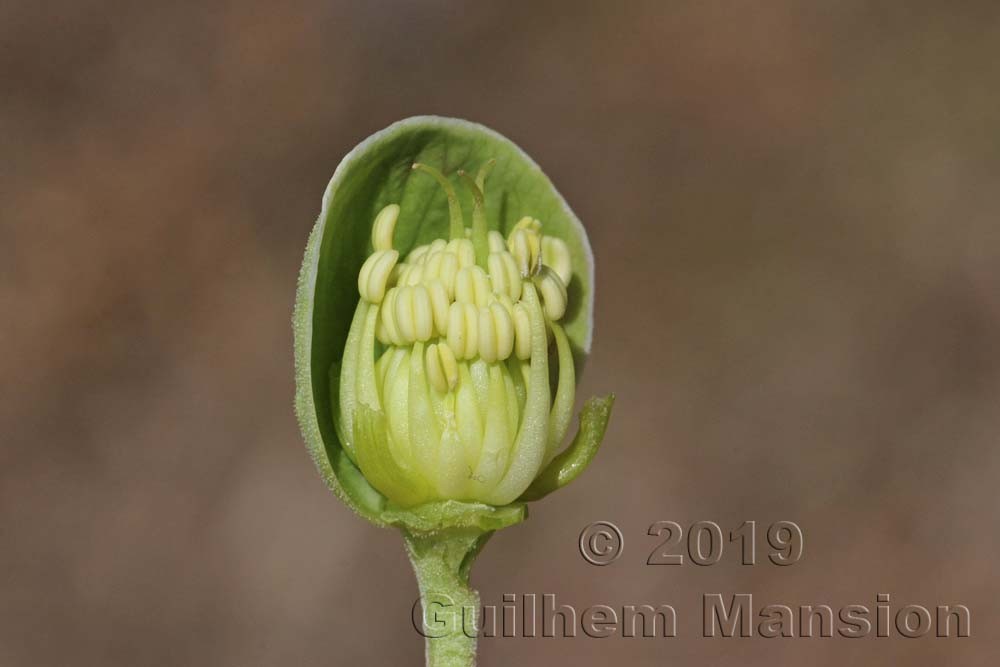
[293,116,596,525]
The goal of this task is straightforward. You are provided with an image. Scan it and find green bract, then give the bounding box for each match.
[293,117,613,666]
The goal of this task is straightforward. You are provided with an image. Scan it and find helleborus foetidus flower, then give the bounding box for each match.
[293,117,612,666]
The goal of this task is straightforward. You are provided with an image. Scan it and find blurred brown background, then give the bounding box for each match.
[3,1,999,665]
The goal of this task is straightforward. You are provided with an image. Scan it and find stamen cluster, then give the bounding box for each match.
[338,160,579,507]
[357,205,571,392]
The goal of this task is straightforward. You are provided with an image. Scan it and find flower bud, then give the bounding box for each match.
[337,165,583,507]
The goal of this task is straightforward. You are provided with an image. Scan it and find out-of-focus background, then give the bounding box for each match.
[3,1,999,665]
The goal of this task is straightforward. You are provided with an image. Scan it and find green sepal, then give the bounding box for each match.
[518,394,615,502]
[295,220,386,524]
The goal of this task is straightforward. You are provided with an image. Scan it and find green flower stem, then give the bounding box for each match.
[405,529,492,667]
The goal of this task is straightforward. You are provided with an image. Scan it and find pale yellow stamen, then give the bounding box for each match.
[438,253,459,298]
[512,216,542,234]
[437,341,459,387]
[508,227,542,277]
[534,266,567,321]
[447,302,480,359]
[425,342,460,392]
[478,307,498,363]
[403,263,424,287]
[358,249,399,303]
[490,302,514,360]
[426,279,450,336]
[541,236,572,287]
[394,286,416,342]
[425,343,446,392]
[487,252,509,297]
[371,204,400,251]
[381,287,404,345]
[411,285,434,342]
[445,238,476,268]
[363,200,573,383]
[487,230,506,253]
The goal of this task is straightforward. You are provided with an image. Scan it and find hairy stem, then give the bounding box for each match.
[405,529,491,667]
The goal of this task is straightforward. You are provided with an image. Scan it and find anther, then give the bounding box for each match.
[478,307,498,363]
[404,264,424,287]
[425,342,460,392]
[473,267,491,306]
[447,302,479,359]
[425,239,448,257]
[423,251,444,282]
[494,293,515,316]
[447,238,476,268]
[389,262,408,287]
[437,341,459,388]
[500,251,522,300]
[410,285,434,341]
[454,266,475,305]
[425,343,446,392]
[461,303,479,359]
[446,302,466,359]
[487,252,509,298]
[541,236,572,286]
[371,204,400,251]
[512,216,542,235]
[490,302,514,360]
[375,313,389,345]
[508,228,542,277]
[488,230,506,253]
[455,266,492,307]
[426,279,450,336]
[407,244,430,264]
[358,249,399,303]
[438,252,459,298]
[381,287,404,345]
[394,286,416,343]
[534,266,568,321]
